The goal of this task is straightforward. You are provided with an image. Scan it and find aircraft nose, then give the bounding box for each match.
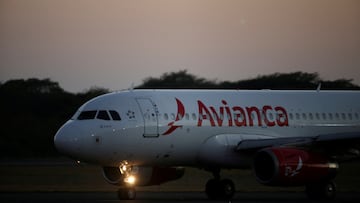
[54,121,81,158]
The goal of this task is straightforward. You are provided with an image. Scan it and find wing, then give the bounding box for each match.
[236,132,360,161]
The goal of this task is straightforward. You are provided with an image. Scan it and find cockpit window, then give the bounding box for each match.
[109,110,121,121]
[77,110,121,121]
[78,111,97,120]
[97,110,111,120]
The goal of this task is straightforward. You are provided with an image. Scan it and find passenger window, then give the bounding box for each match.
[177,112,183,120]
[269,113,274,120]
[252,113,256,120]
[329,113,333,120]
[185,113,190,120]
[341,113,346,120]
[109,110,121,121]
[78,110,97,120]
[97,110,110,120]
[164,113,169,120]
[192,113,197,120]
[235,113,244,120]
[309,113,313,120]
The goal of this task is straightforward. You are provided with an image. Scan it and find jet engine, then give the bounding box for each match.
[102,166,185,186]
[253,147,338,186]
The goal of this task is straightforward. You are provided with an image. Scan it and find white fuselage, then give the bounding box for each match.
[54,90,360,168]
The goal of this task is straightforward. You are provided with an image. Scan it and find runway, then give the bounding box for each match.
[2,192,360,203]
[2,159,360,202]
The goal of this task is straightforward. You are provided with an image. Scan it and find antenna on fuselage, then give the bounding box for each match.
[316,83,322,92]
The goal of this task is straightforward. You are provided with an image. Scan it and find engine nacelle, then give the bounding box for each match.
[253,147,338,186]
[102,166,125,185]
[102,166,185,186]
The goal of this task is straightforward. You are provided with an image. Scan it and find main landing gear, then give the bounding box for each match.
[205,170,235,200]
[306,181,337,200]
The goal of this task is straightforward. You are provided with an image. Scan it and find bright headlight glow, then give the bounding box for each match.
[121,165,127,172]
[124,175,136,185]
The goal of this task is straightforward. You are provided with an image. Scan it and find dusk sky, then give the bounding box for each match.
[1,0,359,92]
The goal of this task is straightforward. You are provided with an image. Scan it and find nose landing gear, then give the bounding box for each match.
[117,187,136,200]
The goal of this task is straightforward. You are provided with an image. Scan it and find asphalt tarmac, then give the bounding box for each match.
[2,191,360,203]
[2,159,360,203]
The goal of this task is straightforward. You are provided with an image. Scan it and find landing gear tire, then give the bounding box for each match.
[306,181,336,200]
[220,179,235,200]
[205,179,219,199]
[117,187,136,200]
[205,178,235,200]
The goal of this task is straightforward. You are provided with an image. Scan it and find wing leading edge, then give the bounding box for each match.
[236,132,360,161]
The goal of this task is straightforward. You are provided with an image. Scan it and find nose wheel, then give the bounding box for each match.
[117,187,136,200]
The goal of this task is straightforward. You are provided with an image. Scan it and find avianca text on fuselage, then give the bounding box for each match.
[197,100,289,127]
[163,98,289,135]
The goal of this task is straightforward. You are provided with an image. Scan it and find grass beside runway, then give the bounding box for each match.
[1,159,360,192]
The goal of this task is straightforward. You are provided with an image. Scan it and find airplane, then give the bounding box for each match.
[54,89,360,200]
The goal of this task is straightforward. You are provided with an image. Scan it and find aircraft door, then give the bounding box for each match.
[136,98,159,137]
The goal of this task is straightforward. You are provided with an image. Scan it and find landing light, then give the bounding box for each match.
[120,161,129,173]
[124,175,136,185]
[121,165,128,172]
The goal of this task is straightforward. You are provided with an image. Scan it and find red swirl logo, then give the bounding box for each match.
[162,98,185,135]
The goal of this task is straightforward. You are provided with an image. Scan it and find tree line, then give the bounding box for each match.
[0,71,358,157]
[0,79,108,157]
[137,70,360,90]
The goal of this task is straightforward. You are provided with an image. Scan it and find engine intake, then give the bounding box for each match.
[253,147,338,186]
